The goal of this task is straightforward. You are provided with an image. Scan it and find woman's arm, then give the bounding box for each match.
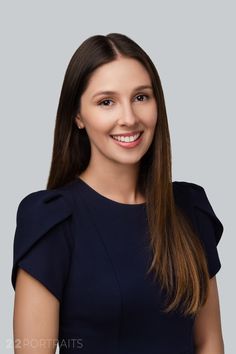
[13,268,60,354]
[193,276,224,354]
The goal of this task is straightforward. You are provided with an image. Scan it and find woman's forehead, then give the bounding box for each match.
[83,58,152,98]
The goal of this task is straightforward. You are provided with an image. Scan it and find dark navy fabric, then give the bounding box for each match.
[11,178,223,354]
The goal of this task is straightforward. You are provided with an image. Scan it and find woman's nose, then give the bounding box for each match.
[117,102,139,126]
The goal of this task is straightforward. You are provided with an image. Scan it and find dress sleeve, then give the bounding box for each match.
[187,182,224,279]
[11,189,73,302]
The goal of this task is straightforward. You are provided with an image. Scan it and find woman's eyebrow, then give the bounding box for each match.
[92,85,153,99]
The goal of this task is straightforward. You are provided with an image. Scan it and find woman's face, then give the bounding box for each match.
[75,57,157,168]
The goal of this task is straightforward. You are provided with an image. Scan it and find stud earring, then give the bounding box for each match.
[75,115,83,129]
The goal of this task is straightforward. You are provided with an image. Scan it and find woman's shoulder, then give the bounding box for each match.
[15,187,73,232]
[173,180,224,278]
[172,180,206,216]
[11,182,76,300]
[173,180,219,213]
[173,180,224,247]
[173,180,204,194]
[15,179,79,220]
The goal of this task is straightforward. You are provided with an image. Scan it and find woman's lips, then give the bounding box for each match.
[110,130,143,137]
[110,131,143,148]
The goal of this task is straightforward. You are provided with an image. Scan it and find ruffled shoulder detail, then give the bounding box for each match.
[187,182,223,246]
[173,181,224,278]
[11,188,73,296]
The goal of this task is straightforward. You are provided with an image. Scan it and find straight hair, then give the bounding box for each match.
[46,33,210,317]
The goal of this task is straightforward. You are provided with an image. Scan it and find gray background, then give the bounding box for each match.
[1,1,235,352]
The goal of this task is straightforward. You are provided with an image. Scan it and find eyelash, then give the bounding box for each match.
[98,94,150,107]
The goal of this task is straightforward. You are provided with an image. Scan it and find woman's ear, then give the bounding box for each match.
[75,114,84,129]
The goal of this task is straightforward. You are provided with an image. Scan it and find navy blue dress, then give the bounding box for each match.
[11,178,223,354]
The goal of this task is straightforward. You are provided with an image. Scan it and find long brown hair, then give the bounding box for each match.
[47,33,210,317]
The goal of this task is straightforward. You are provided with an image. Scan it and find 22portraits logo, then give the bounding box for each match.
[6,337,84,350]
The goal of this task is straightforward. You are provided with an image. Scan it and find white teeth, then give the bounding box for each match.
[111,132,141,142]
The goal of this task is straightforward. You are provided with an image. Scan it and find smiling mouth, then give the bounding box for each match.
[110,131,143,142]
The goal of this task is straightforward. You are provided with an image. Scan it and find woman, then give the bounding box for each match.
[11,33,224,353]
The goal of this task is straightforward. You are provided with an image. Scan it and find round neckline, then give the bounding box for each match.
[75,176,146,207]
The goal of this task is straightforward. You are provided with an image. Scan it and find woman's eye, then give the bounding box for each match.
[98,94,149,107]
[98,99,113,107]
[135,94,149,101]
